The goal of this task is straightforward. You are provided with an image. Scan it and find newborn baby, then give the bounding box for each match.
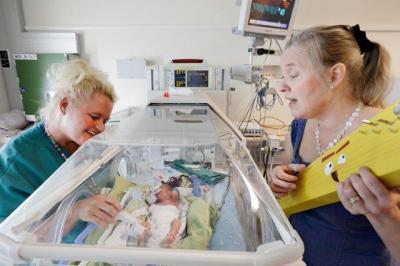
[145,184,181,247]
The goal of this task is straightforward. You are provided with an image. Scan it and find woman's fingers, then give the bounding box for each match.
[76,195,122,227]
[90,216,109,229]
[91,207,115,226]
[103,196,123,212]
[271,175,297,189]
[337,182,354,213]
[288,163,306,173]
[337,178,362,214]
[96,196,122,217]
[270,164,305,196]
[338,167,400,217]
[356,167,400,215]
[357,167,391,208]
[350,171,380,214]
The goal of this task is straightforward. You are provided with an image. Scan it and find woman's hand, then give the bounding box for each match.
[337,167,400,263]
[73,195,123,228]
[270,163,306,198]
[337,167,400,216]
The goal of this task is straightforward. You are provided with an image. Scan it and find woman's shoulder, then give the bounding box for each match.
[360,106,382,119]
[354,106,382,128]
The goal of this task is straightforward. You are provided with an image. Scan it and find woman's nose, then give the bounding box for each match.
[95,120,105,132]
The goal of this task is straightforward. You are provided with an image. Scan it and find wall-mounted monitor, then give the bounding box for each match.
[237,0,299,39]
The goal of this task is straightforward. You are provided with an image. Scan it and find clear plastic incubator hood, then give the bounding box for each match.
[0,95,304,265]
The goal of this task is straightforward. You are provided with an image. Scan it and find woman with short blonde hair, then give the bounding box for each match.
[0,59,122,242]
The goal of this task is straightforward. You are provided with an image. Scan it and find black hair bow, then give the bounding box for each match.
[350,24,375,54]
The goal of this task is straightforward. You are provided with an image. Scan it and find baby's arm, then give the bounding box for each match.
[165,218,180,246]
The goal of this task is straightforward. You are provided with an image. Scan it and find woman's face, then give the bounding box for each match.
[279,47,331,119]
[61,92,113,146]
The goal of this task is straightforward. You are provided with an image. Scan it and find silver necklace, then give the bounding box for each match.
[315,102,362,155]
[44,123,99,193]
[44,124,68,161]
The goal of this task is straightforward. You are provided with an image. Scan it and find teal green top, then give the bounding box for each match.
[0,122,85,243]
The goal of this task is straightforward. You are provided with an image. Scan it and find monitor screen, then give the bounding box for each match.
[187,70,208,87]
[248,0,296,30]
[174,70,209,88]
[174,70,186,87]
[237,0,299,38]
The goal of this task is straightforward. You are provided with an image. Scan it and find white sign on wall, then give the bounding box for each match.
[13,54,37,60]
[116,58,146,79]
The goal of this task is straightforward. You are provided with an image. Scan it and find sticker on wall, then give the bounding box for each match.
[13,54,38,60]
[0,50,10,68]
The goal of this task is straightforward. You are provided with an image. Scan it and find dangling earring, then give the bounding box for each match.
[330,84,335,90]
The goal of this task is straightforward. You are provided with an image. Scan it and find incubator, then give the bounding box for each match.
[0,95,303,265]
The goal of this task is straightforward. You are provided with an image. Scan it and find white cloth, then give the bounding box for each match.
[146,204,179,247]
[0,109,27,130]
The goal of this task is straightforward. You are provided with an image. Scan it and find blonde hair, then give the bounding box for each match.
[41,59,117,121]
[285,25,391,107]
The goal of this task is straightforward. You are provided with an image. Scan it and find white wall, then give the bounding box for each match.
[0,0,24,112]
[2,0,400,123]
[0,5,10,113]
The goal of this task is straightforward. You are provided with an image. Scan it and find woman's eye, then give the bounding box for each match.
[89,113,100,120]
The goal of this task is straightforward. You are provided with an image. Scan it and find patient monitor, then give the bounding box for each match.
[147,62,229,91]
[234,0,299,39]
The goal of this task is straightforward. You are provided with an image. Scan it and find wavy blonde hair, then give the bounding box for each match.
[41,59,117,121]
[286,25,391,107]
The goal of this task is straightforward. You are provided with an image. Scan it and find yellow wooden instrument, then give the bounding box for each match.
[279,101,400,215]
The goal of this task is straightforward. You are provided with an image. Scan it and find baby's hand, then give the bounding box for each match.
[144,220,151,231]
[202,185,209,193]
[165,233,176,247]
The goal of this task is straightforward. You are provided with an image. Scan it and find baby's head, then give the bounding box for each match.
[155,184,173,202]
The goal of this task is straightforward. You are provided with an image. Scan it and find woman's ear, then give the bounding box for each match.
[59,97,69,114]
[329,63,346,89]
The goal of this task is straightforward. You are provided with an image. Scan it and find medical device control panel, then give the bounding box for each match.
[147,63,229,91]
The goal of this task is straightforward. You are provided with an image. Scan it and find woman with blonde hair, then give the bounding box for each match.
[0,59,122,242]
[270,25,400,265]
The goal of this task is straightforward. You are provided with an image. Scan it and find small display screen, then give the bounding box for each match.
[248,0,296,30]
[187,70,208,87]
[174,70,209,88]
[174,70,186,87]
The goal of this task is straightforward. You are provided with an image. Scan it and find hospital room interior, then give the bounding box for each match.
[0,0,399,265]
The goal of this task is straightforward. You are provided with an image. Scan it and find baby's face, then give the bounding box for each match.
[156,185,171,201]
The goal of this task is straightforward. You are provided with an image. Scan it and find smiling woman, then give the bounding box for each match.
[0,59,122,242]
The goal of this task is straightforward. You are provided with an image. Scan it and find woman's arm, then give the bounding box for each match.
[337,167,400,263]
[367,202,400,263]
